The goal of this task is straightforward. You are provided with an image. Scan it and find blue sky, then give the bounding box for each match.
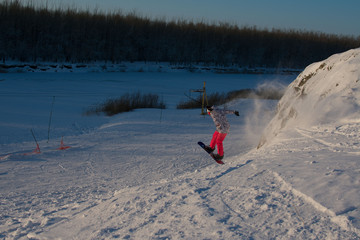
[56,0,360,36]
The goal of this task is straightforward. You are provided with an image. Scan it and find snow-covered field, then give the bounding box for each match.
[1,50,359,239]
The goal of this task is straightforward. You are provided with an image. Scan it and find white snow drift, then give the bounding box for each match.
[259,48,360,148]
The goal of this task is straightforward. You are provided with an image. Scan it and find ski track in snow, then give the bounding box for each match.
[252,122,360,235]
[296,123,360,155]
[35,157,359,240]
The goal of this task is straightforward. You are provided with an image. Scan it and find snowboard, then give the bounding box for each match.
[198,141,224,164]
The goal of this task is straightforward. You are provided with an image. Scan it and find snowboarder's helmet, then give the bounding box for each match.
[206,106,214,113]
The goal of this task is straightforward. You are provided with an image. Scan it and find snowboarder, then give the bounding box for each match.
[204,105,239,161]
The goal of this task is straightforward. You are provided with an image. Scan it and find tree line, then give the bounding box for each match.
[1,0,360,68]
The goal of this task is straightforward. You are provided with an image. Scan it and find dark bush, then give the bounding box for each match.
[86,92,166,116]
[177,88,284,109]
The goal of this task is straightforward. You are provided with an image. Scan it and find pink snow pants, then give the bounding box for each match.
[210,131,227,156]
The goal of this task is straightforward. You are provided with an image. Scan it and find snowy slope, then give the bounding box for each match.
[258,48,360,148]
[1,53,360,239]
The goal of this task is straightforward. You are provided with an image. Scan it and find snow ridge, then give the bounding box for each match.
[271,170,360,235]
[259,48,360,148]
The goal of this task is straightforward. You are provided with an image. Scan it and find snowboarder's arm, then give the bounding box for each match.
[221,109,239,116]
[211,107,239,116]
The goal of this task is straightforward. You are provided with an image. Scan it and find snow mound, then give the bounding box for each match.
[258,48,360,148]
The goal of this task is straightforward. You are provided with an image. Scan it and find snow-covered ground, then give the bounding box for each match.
[0,50,359,239]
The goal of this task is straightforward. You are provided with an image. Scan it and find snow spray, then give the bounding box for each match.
[244,81,287,146]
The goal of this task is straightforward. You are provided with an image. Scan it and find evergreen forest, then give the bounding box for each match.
[1,0,360,68]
